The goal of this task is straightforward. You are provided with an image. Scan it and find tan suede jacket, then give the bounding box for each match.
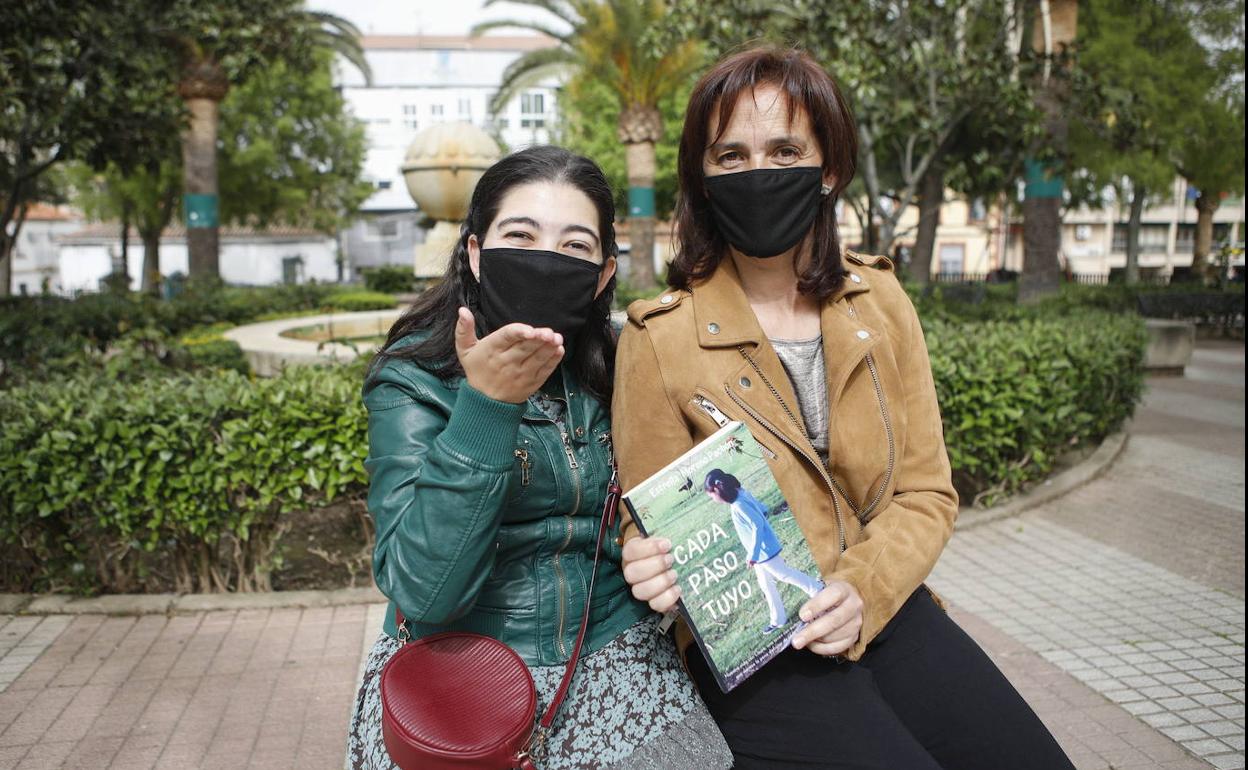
[612,252,958,661]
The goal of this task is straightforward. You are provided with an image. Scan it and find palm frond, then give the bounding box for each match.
[482,0,583,26]
[470,19,572,45]
[491,47,579,114]
[305,10,373,85]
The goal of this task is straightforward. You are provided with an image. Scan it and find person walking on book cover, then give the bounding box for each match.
[704,469,823,633]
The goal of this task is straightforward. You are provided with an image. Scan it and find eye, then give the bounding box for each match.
[565,240,592,253]
[717,150,743,165]
[775,146,802,161]
[504,230,534,241]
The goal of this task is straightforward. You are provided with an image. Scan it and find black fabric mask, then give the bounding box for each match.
[476,247,602,348]
[704,166,825,258]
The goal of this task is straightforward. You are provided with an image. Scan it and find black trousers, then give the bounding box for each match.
[686,588,1076,770]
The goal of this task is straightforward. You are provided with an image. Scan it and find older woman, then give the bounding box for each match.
[613,48,1074,769]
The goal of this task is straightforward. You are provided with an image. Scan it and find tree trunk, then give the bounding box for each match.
[619,105,662,289]
[1020,0,1078,304]
[0,237,11,297]
[912,163,945,285]
[864,200,878,254]
[119,203,131,284]
[141,228,162,295]
[1193,190,1219,283]
[1125,182,1145,285]
[179,60,229,282]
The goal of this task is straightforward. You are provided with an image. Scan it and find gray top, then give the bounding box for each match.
[770,335,829,464]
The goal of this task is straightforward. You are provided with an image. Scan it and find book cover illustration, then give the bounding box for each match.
[623,421,824,692]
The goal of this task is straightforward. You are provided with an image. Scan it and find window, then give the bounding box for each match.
[376,180,393,191]
[520,92,545,128]
[458,98,472,120]
[1112,225,1168,253]
[1176,224,1195,253]
[18,283,28,296]
[402,105,419,130]
[367,219,400,240]
[1074,224,1092,242]
[430,104,445,121]
[968,197,987,223]
[938,243,965,275]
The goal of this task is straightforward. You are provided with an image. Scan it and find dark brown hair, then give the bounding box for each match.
[374,146,618,404]
[669,46,858,299]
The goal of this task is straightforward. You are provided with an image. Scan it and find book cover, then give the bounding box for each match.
[623,421,825,692]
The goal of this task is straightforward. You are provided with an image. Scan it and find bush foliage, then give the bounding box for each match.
[0,363,369,594]
[0,283,1151,593]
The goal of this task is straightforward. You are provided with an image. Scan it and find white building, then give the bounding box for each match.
[335,34,561,275]
[8,204,82,295]
[55,224,339,295]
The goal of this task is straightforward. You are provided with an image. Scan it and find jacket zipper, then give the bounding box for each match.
[846,301,897,521]
[692,394,777,460]
[722,384,848,553]
[513,448,531,487]
[552,428,582,659]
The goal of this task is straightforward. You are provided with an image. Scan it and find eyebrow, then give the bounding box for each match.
[707,136,807,155]
[496,216,600,245]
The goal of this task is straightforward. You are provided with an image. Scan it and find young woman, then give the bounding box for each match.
[347,146,730,769]
[613,48,1076,769]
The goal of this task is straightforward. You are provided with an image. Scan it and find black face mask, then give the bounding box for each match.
[704,166,825,258]
[476,247,602,350]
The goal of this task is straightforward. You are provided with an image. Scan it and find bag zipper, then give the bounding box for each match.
[513,448,531,487]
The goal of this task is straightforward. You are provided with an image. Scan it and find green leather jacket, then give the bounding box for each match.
[363,346,648,666]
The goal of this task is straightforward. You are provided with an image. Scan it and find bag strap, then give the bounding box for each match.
[393,459,622,756]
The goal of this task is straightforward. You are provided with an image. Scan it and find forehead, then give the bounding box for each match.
[493,181,599,234]
[708,83,815,145]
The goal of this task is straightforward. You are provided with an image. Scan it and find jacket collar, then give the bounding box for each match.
[692,255,873,349]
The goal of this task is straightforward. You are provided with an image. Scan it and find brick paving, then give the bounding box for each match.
[933,342,1245,770]
[0,341,1242,769]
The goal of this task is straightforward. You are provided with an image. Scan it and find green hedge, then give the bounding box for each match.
[927,311,1147,506]
[322,290,398,312]
[0,363,369,594]
[361,265,418,294]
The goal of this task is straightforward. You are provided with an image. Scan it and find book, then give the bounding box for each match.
[622,420,825,692]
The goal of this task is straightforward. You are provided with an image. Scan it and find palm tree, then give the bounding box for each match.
[162,4,370,281]
[1019,0,1078,302]
[474,0,702,288]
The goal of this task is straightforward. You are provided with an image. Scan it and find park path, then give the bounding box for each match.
[0,341,1242,769]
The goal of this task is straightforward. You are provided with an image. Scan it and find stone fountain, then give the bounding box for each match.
[401,122,502,278]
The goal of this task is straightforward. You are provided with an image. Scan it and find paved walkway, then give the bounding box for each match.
[0,342,1242,769]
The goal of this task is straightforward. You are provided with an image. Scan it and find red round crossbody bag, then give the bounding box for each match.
[379,468,622,770]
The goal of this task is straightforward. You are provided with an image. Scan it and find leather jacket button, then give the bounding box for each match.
[856,330,870,340]
[574,426,585,437]
[707,322,720,334]
[739,376,752,388]
[850,273,862,283]
[660,295,674,304]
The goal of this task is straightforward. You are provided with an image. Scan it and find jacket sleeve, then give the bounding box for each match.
[612,322,694,542]
[828,289,959,661]
[363,361,525,625]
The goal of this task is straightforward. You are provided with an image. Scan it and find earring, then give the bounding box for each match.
[820,183,833,196]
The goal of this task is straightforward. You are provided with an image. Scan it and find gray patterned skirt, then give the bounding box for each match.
[345,614,732,770]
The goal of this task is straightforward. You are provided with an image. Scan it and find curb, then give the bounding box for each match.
[0,433,1129,617]
[955,431,1129,531]
[0,585,387,617]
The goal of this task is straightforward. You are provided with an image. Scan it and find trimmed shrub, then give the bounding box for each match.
[927,311,1147,506]
[322,291,398,312]
[362,265,418,294]
[0,363,369,594]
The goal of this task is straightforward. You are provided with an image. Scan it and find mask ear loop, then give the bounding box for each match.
[820,183,833,196]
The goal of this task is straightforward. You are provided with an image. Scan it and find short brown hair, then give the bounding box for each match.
[668,47,858,298]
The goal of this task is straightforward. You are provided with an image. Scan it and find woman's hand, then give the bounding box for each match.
[791,579,863,657]
[621,536,681,613]
[454,307,564,404]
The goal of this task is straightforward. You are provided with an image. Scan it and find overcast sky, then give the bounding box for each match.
[307,0,552,36]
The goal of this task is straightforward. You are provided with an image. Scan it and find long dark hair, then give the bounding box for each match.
[374,145,619,404]
[668,46,859,300]
[704,468,742,503]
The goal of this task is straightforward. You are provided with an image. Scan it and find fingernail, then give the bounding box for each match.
[659,539,671,551]
[663,554,675,567]
[792,636,803,649]
[667,570,678,581]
